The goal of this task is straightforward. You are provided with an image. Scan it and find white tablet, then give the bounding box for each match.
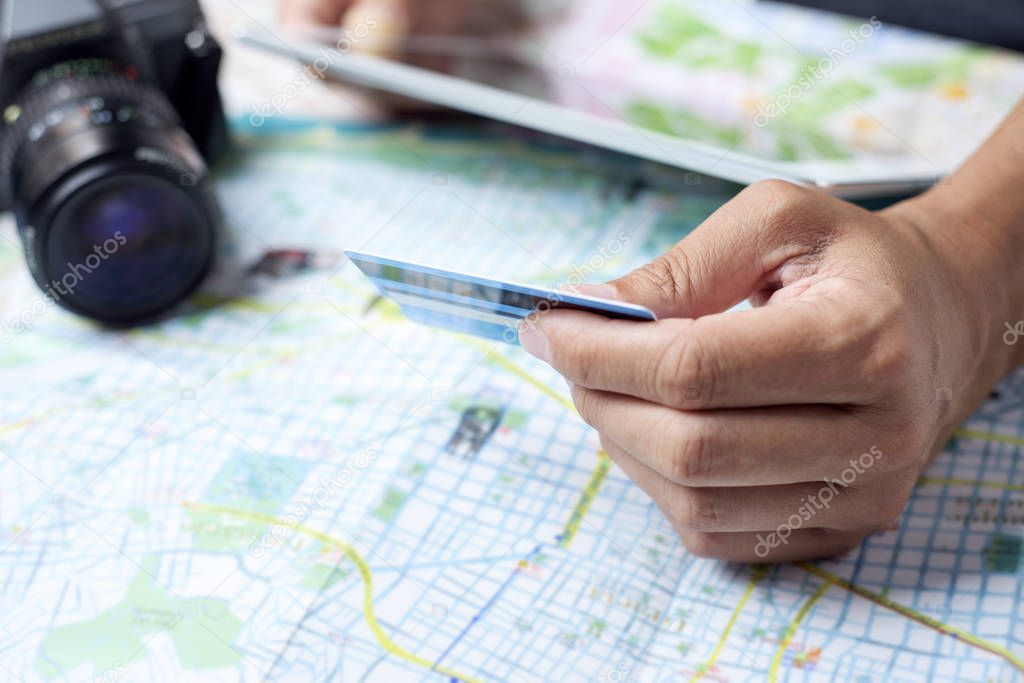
[237,0,1024,198]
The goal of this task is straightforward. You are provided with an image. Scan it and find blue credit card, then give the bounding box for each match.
[345,250,657,345]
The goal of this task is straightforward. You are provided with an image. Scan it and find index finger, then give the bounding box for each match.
[519,301,885,409]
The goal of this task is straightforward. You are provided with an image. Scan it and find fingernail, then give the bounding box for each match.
[518,321,549,362]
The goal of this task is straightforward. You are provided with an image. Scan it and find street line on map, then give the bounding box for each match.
[465,338,576,412]
[182,501,485,683]
[432,543,545,676]
[795,562,1024,674]
[689,566,769,682]
[456,338,621,549]
[767,582,830,680]
[916,476,1024,492]
[457,338,620,550]
[954,428,1024,448]
[560,454,613,548]
[752,422,1024,494]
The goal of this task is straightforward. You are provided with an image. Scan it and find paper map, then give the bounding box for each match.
[1,118,1022,682]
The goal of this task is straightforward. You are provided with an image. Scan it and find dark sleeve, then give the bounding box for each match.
[779,0,1024,52]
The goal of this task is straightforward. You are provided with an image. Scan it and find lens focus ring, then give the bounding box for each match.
[1,74,191,206]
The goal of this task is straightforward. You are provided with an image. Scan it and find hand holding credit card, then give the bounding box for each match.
[345,250,656,344]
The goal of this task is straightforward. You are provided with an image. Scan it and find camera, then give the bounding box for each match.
[0,0,228,325]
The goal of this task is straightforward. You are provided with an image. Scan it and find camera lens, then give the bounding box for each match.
[46,173,211,318]
[1,72,218,324]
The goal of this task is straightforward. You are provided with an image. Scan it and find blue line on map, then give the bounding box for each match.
[432,543,545,672]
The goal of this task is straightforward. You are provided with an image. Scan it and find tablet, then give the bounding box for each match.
[237,0,1024,198]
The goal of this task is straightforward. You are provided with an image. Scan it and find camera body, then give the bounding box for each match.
[0,0,228,325]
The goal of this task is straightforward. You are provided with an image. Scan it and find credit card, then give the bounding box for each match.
[345,250,656,345]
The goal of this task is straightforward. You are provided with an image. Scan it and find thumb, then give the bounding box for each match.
[590,181,822,319]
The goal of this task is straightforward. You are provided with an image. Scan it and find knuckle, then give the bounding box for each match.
[551,333,600,387]
[846,464,912,526]
[741,180,836,252]
[570,385,599,428]
[742,179,808,220]
[850,299,917,394]
[865,325,915,385]
[631,254,690,308]
[645,417,684,469]
[650,324,714,407]
[747,178,807,200]
[876,423,928,474]
[598,433,618,457]
[674,487,721,531]
[677,530,720,559]
[873,495,909,527]
[669,419,716,484]
[649,342,685,404]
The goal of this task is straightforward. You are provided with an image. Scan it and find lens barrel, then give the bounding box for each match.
[1,73,218,324]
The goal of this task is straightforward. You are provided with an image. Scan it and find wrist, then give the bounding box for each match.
[896,186,1023,377]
